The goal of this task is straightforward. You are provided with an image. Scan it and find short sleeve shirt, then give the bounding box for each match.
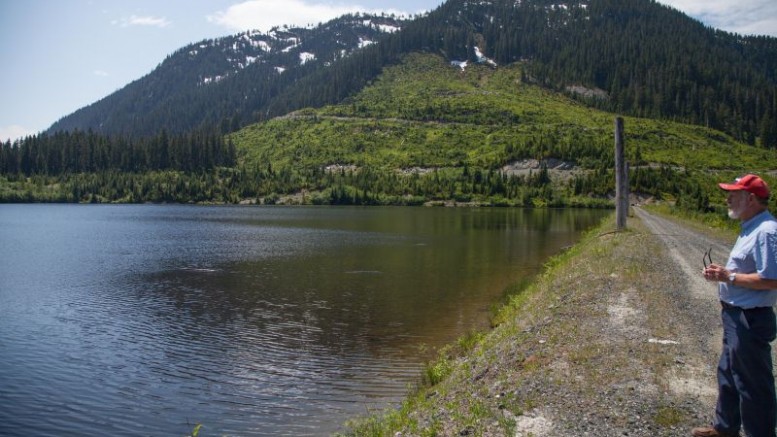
[720,210,777,308]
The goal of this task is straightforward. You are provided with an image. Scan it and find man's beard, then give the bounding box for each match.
[727,194,747,219]
[728,202,745,219]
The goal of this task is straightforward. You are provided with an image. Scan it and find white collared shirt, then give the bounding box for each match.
[720,210,777,308]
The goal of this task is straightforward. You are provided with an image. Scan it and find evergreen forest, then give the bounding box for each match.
[3,0,777,214]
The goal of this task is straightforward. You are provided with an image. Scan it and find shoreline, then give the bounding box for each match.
[340,208,731,436]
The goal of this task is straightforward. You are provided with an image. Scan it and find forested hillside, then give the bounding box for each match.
[3,0,777,207]
[8,54,774,206]
[0,130,235,175]
[47,0,777,147]
[48,13,409,137]
[272,0,777,147]
[229,53,776,208]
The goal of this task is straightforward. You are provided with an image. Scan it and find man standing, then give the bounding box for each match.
[694,174,777,437]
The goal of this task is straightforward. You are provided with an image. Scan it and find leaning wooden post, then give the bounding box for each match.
[614,117,628,231]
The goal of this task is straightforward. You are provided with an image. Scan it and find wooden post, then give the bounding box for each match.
[615,117,628,231]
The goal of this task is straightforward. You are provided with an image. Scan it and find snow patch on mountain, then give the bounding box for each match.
[282,39,301,53]
[451,60,468,71]
[299,52,316,64]
[362,19,401,33]
[187,13,407,85]
[474,46,497,67]
[375,23,400,33]
[450,46,497,71]
[201,75,225,85]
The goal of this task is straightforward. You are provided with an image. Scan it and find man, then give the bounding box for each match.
[694,174,777,437]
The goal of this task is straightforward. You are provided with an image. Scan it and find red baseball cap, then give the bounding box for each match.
[718,174,770,198]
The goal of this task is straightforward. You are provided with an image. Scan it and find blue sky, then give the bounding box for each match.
[1,0,776,143]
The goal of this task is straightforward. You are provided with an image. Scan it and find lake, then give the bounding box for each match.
[0,205,607,436]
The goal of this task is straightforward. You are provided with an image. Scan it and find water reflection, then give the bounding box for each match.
[0,205,607,436]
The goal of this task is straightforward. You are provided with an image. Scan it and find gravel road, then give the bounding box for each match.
[628,207,777,436]
[502,206,761,436]
[509,207,745,436]
[632,206,729,359]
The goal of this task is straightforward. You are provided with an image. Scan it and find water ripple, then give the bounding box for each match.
[0,205,606,436]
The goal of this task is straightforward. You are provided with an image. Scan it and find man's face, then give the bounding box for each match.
[727,190,751,219]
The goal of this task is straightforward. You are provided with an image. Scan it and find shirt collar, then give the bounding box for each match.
[741,209,773,234]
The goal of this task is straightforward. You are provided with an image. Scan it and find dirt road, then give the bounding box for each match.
[633,207,730,354]
[632,208,729,403]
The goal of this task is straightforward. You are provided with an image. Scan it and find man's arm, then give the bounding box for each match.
[704,264,777,290]
[730,272,777,290]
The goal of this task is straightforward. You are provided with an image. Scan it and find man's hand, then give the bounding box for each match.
[703,263,730,282]
[704,264,777,290]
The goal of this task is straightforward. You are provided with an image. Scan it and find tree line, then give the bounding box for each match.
[0,129,236,176]
[1,152,713,213]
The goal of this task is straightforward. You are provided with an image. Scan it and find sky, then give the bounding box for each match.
[1,0,776,143]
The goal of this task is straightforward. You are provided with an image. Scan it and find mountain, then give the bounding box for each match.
[48,12,410,137]
[230,52,775,197]
[48,0,777,148]
[272,0,777,147]
[6,49,775,206]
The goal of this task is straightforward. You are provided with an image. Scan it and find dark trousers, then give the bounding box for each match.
[716,304,777,437]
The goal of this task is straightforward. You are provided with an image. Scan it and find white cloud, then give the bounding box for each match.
[207,0,775,37]
[114,15,171,28]
[0,125,35,143]
[207,0,408,33]
[658,0,777,37]
[93,70,109,77]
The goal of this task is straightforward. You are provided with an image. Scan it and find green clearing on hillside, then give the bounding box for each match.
[232,53,774,172]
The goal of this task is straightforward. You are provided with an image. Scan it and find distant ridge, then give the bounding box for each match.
[48,0,777,148]
[48,13,410,137]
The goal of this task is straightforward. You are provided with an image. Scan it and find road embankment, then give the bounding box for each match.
[341,207,744,436]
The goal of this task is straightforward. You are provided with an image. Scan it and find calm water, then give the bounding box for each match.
[0,205,606,436]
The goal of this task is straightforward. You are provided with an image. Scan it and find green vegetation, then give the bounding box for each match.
[185,424,202,437]
[3,55,776,208]
[230,54,777,209]
[235,54,775,171]
[0,170,244,204]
